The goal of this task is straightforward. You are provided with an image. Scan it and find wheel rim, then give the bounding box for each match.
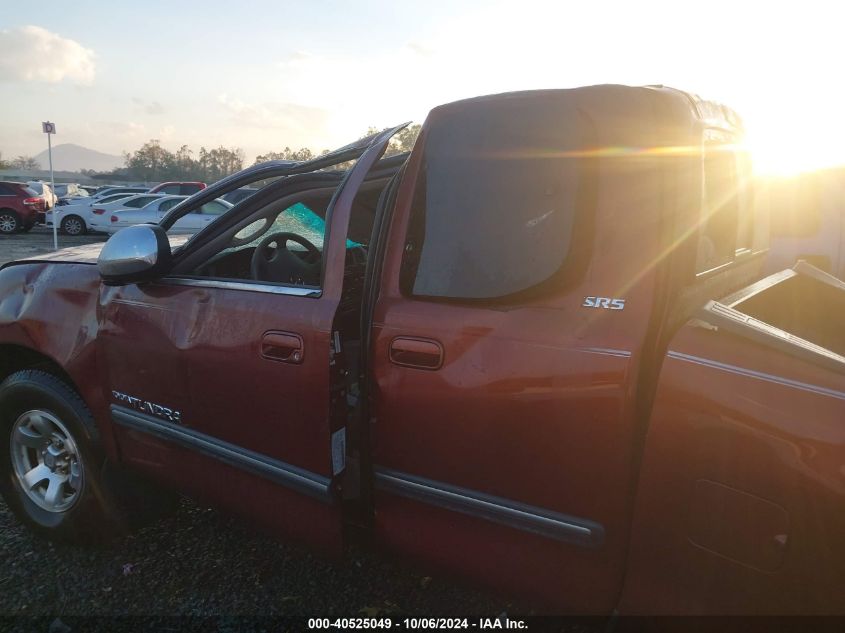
[10,410,84,513]
[63,218,83,235]
[0,214,16,233]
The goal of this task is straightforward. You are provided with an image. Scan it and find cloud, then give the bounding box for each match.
[132,97,165,115]
[217,93,329,130]
[0,25,95,85]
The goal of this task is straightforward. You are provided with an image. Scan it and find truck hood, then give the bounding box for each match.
[1,234,192,270]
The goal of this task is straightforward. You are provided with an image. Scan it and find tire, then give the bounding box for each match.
[0,210,19,235]
[0,370,123,542]
[60,215,86,236]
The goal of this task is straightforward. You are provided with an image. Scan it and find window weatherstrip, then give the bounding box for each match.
[374,467,604,548]
[160,277,321,297]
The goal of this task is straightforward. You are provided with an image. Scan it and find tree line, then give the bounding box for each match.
[123,124,421,182]
[0,152,41,170]
[254,124,422,164]
[0,124,422,182]
[121,141,246,183]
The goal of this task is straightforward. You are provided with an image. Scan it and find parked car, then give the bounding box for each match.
[61,186,149,207]
[79,185,101,196]
[148,181,207,195]
[1,86,844,615]
[47,192,136,235]
[53,183,88,200]
[85,193,169,232]
[103,195,232,234]
[222,187,259,205]
[0,181,45,234]
[26,181,57,210]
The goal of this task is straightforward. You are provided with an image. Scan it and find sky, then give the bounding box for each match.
[2,0,844,174]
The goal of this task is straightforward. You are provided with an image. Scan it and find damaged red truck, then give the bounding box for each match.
[1,85,844,615]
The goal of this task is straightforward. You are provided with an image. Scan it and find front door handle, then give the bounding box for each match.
[261,331,304,364]
[389,337,443,370]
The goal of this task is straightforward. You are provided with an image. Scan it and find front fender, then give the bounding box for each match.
[0,262,118,458]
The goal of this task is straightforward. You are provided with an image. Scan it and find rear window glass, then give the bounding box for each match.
[125,195,157,208]
[401,98,592,300]
[100,194,131,204]
[200,200,228,215]
[159,198,181,212]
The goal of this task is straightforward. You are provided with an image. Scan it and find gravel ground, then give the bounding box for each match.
[0,227,107,267]
[0,497,518,618]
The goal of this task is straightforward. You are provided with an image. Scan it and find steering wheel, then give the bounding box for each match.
[250,232,321,284]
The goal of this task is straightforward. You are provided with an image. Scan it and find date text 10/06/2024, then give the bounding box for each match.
[307,618,528,630]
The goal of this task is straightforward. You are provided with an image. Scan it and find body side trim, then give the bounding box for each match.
[111,405,333,502]
[374,466,604,548]
[666,351,845,401]
[577,347,632,358]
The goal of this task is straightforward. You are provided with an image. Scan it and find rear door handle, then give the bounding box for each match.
[261,331,304,364]
[389,337,443,370]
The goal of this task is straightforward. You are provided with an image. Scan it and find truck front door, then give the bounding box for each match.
[97,129,402,554]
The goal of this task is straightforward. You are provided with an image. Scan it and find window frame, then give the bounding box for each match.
[398,132,596,306]
[695,128,756,278]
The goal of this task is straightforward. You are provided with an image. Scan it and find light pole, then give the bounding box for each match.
[41,121,58,251]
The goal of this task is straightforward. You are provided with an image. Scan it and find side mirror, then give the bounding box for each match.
[97,224,172,285]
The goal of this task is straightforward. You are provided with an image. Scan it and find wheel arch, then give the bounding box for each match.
[0,207,21,223]
[60,213,87,232]
[0,344,79,393]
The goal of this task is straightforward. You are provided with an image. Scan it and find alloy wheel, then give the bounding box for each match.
[0,213,18,234]
[10,410,84,513]
[62,217,84,236]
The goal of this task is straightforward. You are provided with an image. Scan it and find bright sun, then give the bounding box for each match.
[745,117,845,177]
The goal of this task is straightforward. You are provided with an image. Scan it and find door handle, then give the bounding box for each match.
[389,337,443,370]
[261,331,304,364]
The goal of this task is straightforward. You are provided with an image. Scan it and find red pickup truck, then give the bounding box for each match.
[0,85,843,615]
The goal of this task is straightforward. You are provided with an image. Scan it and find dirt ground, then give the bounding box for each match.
[0,226,107,267]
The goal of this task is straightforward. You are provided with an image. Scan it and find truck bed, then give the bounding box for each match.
[620,261,845,614]
[724,261,845,358]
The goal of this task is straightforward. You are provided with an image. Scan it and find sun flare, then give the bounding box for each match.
[745,121,845,177]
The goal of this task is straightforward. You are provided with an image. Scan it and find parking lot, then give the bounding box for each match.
[0,227,107,267]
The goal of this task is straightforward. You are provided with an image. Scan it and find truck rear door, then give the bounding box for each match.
[368,95,645,611]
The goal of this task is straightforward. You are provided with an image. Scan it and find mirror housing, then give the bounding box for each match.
[97,224,172,285]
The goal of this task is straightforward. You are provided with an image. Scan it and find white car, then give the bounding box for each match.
[47,192,135,235]
[62,186,148,207]
[27,181,57,209]
[105,196,233,234]
[86,193,168,232]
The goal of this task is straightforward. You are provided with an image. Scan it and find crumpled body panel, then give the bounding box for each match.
[0,261,118,456]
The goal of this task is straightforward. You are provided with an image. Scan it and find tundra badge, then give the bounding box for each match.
[112,391,182,424]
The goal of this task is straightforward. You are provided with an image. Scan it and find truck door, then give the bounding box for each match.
[369,96,645,611]
[97,128,402,555]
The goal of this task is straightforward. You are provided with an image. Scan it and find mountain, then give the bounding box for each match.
[33,143,123,173]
